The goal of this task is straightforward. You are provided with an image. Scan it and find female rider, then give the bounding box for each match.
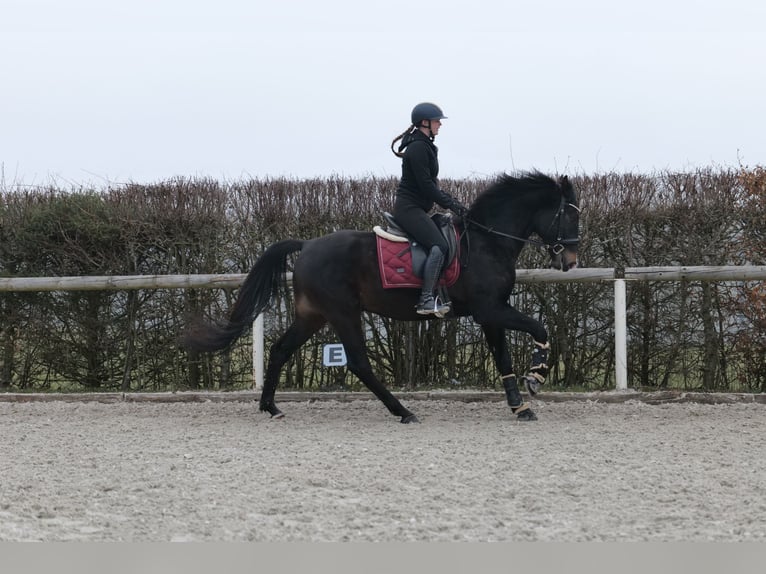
[391,102,468,316]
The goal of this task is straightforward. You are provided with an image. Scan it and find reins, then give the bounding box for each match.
[462,196,580,255]
[462,217,548,248]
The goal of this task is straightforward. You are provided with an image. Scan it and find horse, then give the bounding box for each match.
[181,171,579,423]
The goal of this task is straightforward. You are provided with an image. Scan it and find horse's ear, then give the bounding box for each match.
[558,175,576,200]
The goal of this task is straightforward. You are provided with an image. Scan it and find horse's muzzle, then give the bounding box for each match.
[564,260,578,271]
[550,248,578,272]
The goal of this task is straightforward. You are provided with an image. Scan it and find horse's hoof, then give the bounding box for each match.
[271,412,285,420]
[261,404,284,419]
[523,376,541,396]
[401,414,420,424]
[516,409,538,422]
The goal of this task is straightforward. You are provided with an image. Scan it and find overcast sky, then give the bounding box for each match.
[2,0,764,186]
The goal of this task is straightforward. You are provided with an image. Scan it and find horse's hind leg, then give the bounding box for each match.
[481,325,537,421]
[330,314,419,424]
[260,313,326,418]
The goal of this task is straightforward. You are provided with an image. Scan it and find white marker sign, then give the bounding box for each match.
[322,344,347,366]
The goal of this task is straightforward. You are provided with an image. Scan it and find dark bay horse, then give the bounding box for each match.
[182,172,579,423]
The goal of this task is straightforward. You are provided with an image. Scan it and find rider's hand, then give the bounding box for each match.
[449,201,468,217]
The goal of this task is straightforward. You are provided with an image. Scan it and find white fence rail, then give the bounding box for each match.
[3,266,766,292]
[2,266,766,390]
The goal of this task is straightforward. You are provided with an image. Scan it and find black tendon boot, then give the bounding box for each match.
[416,246,451,316]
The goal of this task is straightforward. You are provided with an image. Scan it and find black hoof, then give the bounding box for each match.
[516,409,538,421]
[401,414,420,424]
[260,403,284,419]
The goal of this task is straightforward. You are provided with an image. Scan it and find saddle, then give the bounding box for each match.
[373,212,461,289]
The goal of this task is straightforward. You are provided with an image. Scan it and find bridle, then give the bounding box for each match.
[545,196,581,254]
[463,196,580,255]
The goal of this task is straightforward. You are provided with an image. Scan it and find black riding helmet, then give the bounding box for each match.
[411,102,447,126]
[391,102,448,156]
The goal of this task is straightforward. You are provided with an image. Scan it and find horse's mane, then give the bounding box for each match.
[469,171,575,218]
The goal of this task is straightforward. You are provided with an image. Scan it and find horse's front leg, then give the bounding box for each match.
[523,340,551,396]
[481,325,537,421]
[331,314,419,424]
[478,303,553,397]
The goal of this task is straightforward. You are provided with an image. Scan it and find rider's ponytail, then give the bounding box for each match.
[391,125,415,158]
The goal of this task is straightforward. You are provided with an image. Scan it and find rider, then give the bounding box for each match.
[391,102,469,316]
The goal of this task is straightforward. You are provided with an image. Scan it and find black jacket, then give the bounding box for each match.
[396,130,457,211]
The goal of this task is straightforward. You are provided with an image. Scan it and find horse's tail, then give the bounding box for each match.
[181,239,305,352]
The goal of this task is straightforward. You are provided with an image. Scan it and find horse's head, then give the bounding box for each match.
[467,172,580,270]
[538,176,579,271]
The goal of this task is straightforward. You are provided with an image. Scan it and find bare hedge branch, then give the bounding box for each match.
[1,169,764,392]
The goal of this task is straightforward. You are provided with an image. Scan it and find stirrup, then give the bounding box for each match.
[416,295,451,317]
[433,298,451,318]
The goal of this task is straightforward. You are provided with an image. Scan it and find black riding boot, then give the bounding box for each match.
[416,246,450,316]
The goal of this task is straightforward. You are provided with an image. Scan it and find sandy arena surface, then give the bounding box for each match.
[1,397,764,542]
